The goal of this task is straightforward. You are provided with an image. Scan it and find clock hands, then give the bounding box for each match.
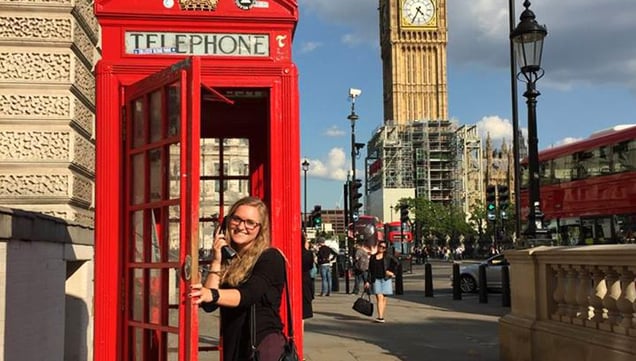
[411,6,426,24]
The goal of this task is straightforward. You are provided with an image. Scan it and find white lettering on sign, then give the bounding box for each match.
[125,32,270,56]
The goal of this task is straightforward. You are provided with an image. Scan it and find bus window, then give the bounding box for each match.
[552,155,571,183]
[613,140,636,172]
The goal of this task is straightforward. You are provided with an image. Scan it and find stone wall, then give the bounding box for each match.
[0,207,94,361]
[0,0,100,226]
[500,245,636,361]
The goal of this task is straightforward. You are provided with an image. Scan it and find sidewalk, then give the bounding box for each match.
[303,262,508,361]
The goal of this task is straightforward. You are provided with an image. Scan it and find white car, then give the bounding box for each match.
[457,254,509,293]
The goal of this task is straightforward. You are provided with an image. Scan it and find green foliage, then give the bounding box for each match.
[398,197,473,242]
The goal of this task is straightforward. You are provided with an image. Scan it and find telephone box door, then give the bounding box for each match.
[123,57,212,361]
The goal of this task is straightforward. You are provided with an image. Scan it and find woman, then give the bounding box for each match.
[365,241,399,323]
[190,196,286,361]
[301,233,314,321]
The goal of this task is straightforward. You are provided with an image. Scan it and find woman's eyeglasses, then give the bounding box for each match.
[378,245,387,249]
[228,214,261,231]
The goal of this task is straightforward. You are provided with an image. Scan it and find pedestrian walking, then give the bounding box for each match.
[352,243,371,294]
[365,240,399,323]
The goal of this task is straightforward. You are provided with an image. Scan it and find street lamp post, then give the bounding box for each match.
[302,159,310,232]
[346,88,362,294]
[508,0,522,241]
[510,0,549,245]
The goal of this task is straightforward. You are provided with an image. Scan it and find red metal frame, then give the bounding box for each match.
[94,1,301,360]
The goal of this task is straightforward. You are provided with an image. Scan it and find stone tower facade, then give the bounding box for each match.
[379,0,448,124]
[484,134,515,199]
[0,0,100,225]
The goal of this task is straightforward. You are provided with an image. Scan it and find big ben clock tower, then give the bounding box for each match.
[379,0,448,123]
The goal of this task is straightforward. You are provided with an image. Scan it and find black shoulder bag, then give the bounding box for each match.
[250,264,300,361]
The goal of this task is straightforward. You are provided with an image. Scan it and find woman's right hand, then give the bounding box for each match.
[189,283,212,305]
[211,231,229,262]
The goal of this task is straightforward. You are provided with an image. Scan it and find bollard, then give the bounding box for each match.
[502,265,511,307]
[331,262,339,292]
[452,263,462,300]
[424,262,434,297]
[395,261,404,295]
[478,264,488,303]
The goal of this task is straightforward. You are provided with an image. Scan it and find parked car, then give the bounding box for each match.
[456,254,509,293]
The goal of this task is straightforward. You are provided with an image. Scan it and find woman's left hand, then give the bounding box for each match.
[189,283,212,305]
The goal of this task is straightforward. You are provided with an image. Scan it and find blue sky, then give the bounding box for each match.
[293,0,636,212]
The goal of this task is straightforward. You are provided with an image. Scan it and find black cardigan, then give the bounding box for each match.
[367,253,399,283]
[202,248,285,361]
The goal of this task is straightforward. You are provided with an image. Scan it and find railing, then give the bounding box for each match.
[551,262,635,335]
[500,245,636,361]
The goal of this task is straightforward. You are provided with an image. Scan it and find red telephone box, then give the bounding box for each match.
[93,1,301,360]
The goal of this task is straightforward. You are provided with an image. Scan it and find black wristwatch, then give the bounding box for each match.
[209,288,220,304]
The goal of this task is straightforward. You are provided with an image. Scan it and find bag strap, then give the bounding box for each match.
[250,304,257,354]
[283,265,294,339]
[361,288,372,301]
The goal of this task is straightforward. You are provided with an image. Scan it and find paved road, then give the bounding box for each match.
[303,260,508,361]
[197,260,509,361]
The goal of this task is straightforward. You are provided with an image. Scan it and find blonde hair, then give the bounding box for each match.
[221,196,271,287]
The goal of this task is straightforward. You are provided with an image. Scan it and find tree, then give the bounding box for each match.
[406,198,475,247]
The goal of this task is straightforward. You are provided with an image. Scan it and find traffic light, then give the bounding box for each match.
[399,203,409,223]
[312,205,322,228]
[486,184,497,221]
[350,179,363,214]
[497,184,509,219]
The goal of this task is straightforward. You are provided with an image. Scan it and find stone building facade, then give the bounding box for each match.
[0,1,98,360]
[0,0,99,224]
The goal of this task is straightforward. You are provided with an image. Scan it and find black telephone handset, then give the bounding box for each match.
[217,216,237,260]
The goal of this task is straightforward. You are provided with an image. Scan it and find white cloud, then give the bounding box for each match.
[341,33,362,46]
[476,115,513,142]
[324,125,346,137]
[554,137,582,146]
[301,147,351,181]
[299,0,636,90]
[298,0,378,47]
[299,41,322,54]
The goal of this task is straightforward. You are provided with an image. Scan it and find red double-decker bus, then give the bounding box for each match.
[520,125,636,245]
[384,221,413,256]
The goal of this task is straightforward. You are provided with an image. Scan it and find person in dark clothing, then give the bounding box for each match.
[365,241,399,323]
[190,196,286,361]
[301,233,314,320]
[316,238,338,296]
[352,243,371,294]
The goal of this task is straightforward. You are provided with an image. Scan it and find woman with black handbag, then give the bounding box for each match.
[365,241,399,323]
[189,196,291,361]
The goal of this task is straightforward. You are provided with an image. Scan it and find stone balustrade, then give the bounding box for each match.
[499,245,636,361]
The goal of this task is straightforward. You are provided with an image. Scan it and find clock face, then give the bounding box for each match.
[402,0,435,27]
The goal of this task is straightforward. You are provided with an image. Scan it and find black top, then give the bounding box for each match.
[367,253,399,283]
[316,245,337,265]
[202,248,285,361]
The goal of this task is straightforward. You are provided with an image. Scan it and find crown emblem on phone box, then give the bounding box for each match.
[179,0,218,11]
